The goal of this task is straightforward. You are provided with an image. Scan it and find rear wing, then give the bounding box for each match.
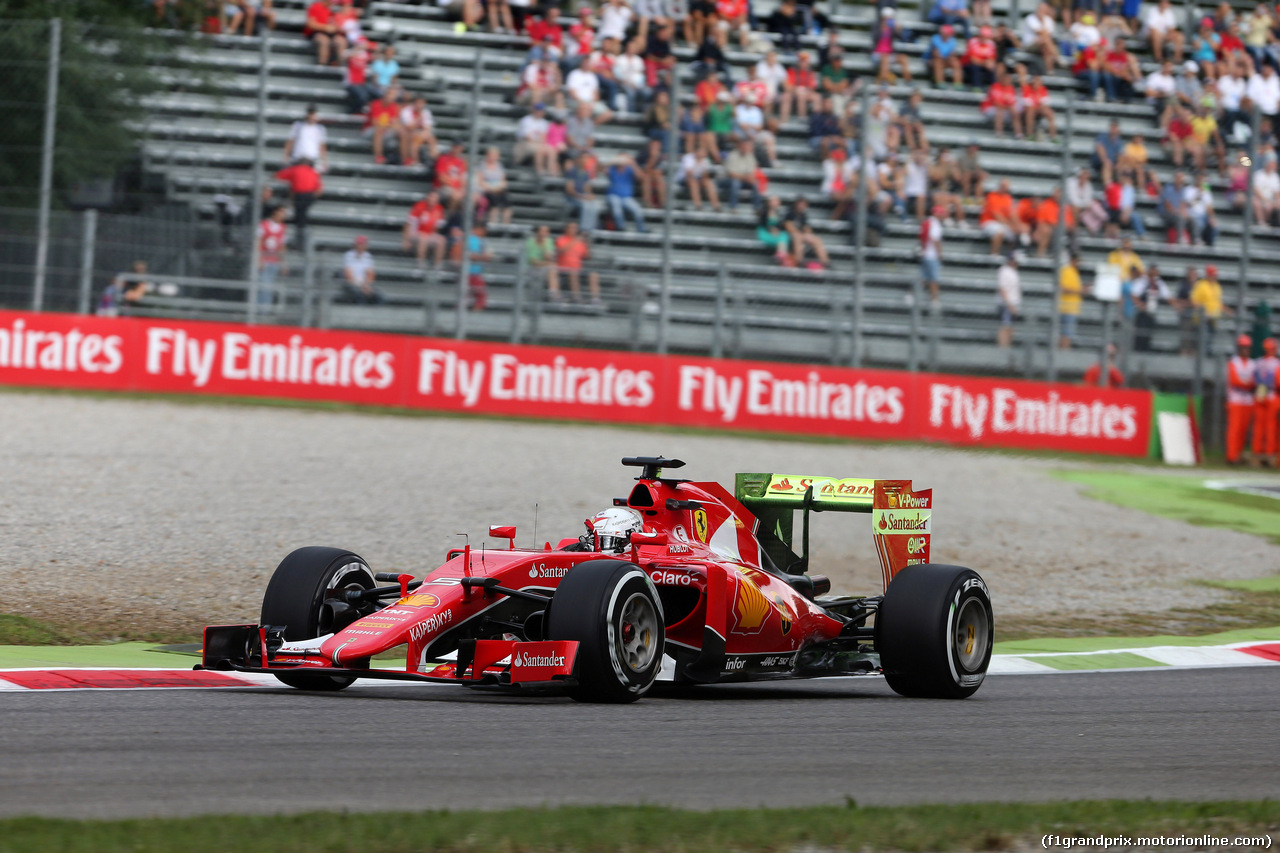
[735,473,932,591]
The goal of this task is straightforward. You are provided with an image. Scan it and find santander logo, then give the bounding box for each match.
[515,651,566,668]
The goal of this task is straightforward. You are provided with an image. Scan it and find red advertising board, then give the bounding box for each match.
[0,310,1152,457]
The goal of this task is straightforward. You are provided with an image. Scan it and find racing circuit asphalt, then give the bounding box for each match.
[1,666,1277,818]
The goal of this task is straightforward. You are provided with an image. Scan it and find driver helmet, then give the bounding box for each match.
[585,507,644,553]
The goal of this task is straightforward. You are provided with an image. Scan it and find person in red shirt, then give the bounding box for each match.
[274,158,323,246]
[694,74,725,109]
[365,87,406,165]
[433,141,468,211]
[981,65,1017,137]
[781,52,821,122]
[1072,43,1102,100]
[1101,37,1141,103]
[964,26,998,89]
[1018,71,1056,141]
[304,0,347,66]
[549,221,601,303]
[716,0,750,49]
[1227,334,1257,464]
[1253,337,1280,464]
[257,206,289,305]
[1083,344,1125,388]
[980,178,1024,255]
[527,7,565,59]
[343,40,375,114]
[1166,106,1195,169]
[402,191,447,268]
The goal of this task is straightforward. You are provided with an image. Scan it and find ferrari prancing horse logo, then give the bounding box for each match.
[693,509,709,542]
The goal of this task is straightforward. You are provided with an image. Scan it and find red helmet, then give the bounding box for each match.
[1238,334,1253,348]
[1266,338,1278,354]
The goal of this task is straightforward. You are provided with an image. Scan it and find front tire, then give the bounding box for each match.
[545,560,665,703]
[876,564,993,699]
[260,546,375,691]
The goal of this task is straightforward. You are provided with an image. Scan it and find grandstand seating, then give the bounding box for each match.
[130,0,1272,385]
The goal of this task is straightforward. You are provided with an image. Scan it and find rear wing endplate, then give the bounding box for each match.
[735,473,932,591]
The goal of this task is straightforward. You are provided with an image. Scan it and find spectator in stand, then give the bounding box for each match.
[1218,65,1251,139]
[434,140,468,211]
[898,89,928,152]
[996,251,1023,348]
[366,87,406,165]
[240,0,278,34]
[920,205,945,301]
[403,191,447,268]
[1157,170,1192,242]
[1068,167,1108,234]
[765,0,806,54]
[370,45,400,92]
[1057,252,1086,348]
[401,96,436,166]
[614,38,647,113]
[304,0,347,66]
[1190,18,1222,81]
[1226,334,1257,463]
[1192,264,1231,347]
[901,148,929,219]
[1147,60,1178,124]
[1017,70,1057,141]
[567,101,600,160]
[565,7,598,68]
[1083,344,1126,387]
[643,19,676,90]
[606,154,647,232]
[284,105,328,172]
[1101,37,1141,103]
[706,91,735,159]
[716,0,750,49]
[1069,8,1102,49]
[463,223,492,311]
[871,8,913,84]
[256,206,288,306]
[956,141,987,203]
[343,40,376,114]
[929,148,968,225]
[477,147,512,225]
[1142,0,1185,62]
[929,24,964,88]
[564,153,603,231]
[98,260,151,316]
[508,0,534,33]
[724,138,759,211]
[525,225,556,291]
[1184,170,1219,244]
[514,104,556,175]
[274,158,322,248]
[519,57,565,111]
[680,147,722,210]
[1130,263,1171,351]
[1117,132,1149,186]
[1166,105,1197,168]
[820,51,854,114]
[1033,187,1072,255]
[1020,3,1060,73]
[866,87,900,158]
[693,31,731,81]
[566,57,613,121]
[332,1,363,46]
[1092,120,1124,185]
[821,147,856,220]
[734,90,766,148]
[784,197,829,270]
[635,139,667,209]
[965,26,999,90]
[982,65,1018,138]
[1248,63,1280,120]
[528,6,566,60]
[756,52,789,113]
[1071,38,1102,102]
[1105,172,1147,236]
[928,0,972,39]
[781,52,821,122]
[1190,105,1226,174]
[598,0,634,44]
[549,221,601,304]
[981,178,1024,255]
[808,96,843,156]
[695,72,727,110]
[757,195,792,264]
[1254,158,1280,225]
[1108,234,1145,286]
[342,235,381,304]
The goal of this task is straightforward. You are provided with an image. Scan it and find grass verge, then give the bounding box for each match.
[0,615,88,646]
[2,801,1279,853]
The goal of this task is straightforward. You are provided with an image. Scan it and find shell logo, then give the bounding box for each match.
[399,593,441,607]
[733,577,770,633]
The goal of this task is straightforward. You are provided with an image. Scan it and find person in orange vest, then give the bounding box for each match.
[1253,337,1280,465]
[1083,343,1125,388]
[1226,334,1257,464]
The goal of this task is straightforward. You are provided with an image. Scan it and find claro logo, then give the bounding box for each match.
[650,569,698,586]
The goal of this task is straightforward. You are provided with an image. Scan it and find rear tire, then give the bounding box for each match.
[260,546,375,691]
[545,560,665,703]
[876,564,993,699]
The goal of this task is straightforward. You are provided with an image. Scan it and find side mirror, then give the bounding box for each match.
[489,526,517,549]
[630,531,668,546]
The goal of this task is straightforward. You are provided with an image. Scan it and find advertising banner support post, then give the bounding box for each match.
[31,18,61,314]
[77,209,97,316]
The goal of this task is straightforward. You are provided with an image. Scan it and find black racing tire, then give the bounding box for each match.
[876,564,993,699]
[545,559,665,703]
[260,546,376,691]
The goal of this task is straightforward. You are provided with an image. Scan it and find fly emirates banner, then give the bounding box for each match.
[0,311,1152,457]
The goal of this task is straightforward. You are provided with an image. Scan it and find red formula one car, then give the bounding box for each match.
[200,457,993,701]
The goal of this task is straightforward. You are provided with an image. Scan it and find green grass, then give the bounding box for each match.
[1,801,1278,853]
[1054,470,1280,546]
[0,615,87,646]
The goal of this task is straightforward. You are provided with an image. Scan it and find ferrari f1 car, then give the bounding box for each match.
[200,457,993,702]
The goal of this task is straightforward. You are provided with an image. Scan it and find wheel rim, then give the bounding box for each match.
[616,592,660,673]
[953,597,990,672]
